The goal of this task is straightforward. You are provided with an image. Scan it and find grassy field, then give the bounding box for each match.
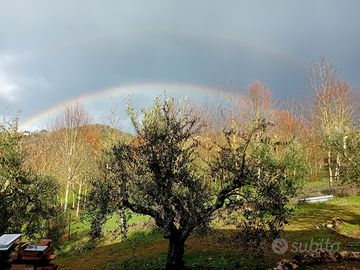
[54,183,360,270]
[68,211,151,236]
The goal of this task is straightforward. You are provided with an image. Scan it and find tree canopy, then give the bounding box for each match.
[0,113,58,239]
[85,93,302,270]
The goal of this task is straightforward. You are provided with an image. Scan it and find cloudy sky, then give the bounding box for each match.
[1,1,359,132]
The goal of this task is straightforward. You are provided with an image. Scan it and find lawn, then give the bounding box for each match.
[69,210,151,236]
[54,186,360,270]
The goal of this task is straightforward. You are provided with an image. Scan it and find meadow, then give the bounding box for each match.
[53,181,360,270]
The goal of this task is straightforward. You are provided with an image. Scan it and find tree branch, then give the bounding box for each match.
[122,199,164,228]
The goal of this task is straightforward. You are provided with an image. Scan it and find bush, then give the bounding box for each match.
[44,209,68,249]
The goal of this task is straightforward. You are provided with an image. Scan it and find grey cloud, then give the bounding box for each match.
[1,1,360,130]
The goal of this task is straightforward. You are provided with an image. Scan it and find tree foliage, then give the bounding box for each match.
[0,113,58,239]
[306,57,360,188]
[329,129,360,184]
[83,93,302,270]
[81,177,116,238]
[209,118,303,251]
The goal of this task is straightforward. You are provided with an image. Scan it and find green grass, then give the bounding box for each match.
[292,195,360,216]
[304,179,328,187]
[103,254,167,270]
[55,182,360,270]
[56,236,95,259]
[282,194,360,250]
[102,250,271,270]
[341,222,358,234]
[69,211,151,235]
[125,228,164,246]
[183,250,270,269]
[55,229,164,269]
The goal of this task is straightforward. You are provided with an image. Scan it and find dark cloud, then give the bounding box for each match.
[0,1,360,130]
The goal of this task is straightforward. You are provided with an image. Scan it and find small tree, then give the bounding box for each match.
[102,93,298,270]
[81,176,116,238]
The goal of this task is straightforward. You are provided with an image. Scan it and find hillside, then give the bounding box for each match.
[21,124,133,149]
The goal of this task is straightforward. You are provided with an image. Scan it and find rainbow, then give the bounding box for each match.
[7,29,306,70]
[16,29,305,131]
[18,82,222,131]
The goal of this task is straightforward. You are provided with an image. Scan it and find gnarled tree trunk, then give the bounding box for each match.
[119,200,127,239]
[166,234,185,270]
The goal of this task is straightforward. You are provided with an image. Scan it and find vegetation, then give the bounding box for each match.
[83,92,305,269]
[1,57,360,269]
[54,193,360,270]
[0,112,58,239]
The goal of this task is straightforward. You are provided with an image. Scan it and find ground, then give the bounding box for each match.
[54,181,360,270]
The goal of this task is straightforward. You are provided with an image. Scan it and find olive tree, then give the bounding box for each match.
[102,93,298,270]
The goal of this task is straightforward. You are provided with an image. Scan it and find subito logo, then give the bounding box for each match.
[272,238,288,254]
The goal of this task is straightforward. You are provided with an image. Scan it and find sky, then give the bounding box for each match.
[1,1,360,132]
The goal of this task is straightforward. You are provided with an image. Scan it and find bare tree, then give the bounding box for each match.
[243,79,273,122]
[47,101,94,211]
[307,57,359,190]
